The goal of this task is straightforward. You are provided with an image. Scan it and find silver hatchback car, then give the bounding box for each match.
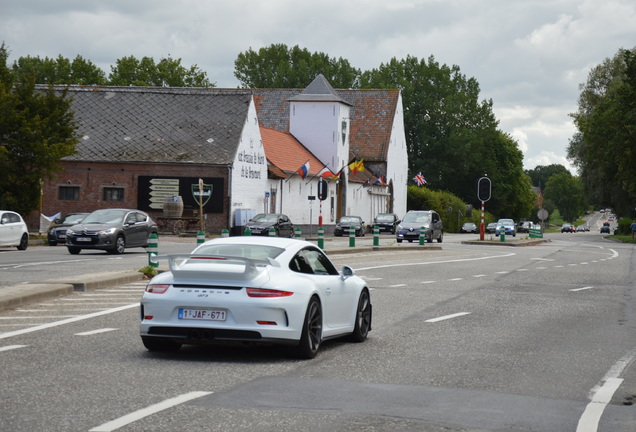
[396,210,443,243]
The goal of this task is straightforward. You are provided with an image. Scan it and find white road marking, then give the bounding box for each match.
[0,304,138,340]
[89,391,212,432]
[448,278,463,281]
[570,286,594,292]
[388,284,407,287]
[495,271,509,274]
[516,268,528,271]
[473,274,486,278]
[425,312,471,323]
[531,258,554,261]
[0,316,76,320]
[0,344,27,352]
[420,280,436,284]
[576,348,636,432]
[75,328,118,336]
[355,252,516,271]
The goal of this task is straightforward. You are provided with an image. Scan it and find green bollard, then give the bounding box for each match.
[500,228,505,242]
[318,226,324,249]
[349,225,356,247]
[373,225,379,246]
[243,227,252,236]
[419,226,426,245]
[295,227,301,238]
[147,232,158,268]
[221,228,229,238]
[197,230,205,245]
[269,227,276,237]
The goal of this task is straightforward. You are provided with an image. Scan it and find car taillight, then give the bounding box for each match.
[246,288,293,298]
[145,284,170,293]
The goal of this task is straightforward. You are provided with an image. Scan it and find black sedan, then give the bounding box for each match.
[47,212,89,246]
[65,208,158,254]
[373,213,400,234]
[244,213,294,237]
[334,216,366,237]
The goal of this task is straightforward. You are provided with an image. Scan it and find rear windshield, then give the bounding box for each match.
[194,244,284,260]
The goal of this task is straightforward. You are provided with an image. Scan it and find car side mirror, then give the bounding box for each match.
[341,265,355,280]
[396,220,401,224]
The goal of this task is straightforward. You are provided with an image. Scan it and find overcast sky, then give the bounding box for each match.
[3,0,635,173]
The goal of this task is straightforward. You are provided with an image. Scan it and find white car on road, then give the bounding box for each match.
[140,236,372,359]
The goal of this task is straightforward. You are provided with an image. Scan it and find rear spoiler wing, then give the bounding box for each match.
[151,254,281,278]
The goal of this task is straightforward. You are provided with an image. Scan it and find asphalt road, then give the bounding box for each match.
[1,231,634,431]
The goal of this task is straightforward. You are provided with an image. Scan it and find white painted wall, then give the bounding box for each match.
[386,92,408,218]
[230,99,268,228]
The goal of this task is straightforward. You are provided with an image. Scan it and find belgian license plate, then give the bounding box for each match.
[178,308,226,321]
[76,237,91,242]
[58,234,66,239]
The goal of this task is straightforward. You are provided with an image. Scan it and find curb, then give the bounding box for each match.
[0,270,143,312]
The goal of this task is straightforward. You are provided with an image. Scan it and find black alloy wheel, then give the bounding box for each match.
[17,233,28,251]
[350,289,371,342]
[294,297,322,359]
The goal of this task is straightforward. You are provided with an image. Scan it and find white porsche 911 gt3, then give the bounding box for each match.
[139,236,372,359]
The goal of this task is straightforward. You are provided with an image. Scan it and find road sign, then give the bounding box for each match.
[537,208,549,221]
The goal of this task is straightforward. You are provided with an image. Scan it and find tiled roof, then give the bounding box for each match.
[260,127,325,176]
[49,86,252,165]
[253,88,399,163]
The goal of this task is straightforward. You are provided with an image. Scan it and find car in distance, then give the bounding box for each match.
[334,216,366,237]
[561,223,574,233]
[396,210,443,243]
[460,222,477,233]
[495,219,516,237]
[0,210,29,251]
[576,225,586,232]
[373,213,400,234]
[517,221,533,233]
[47,212,89,246]
[65,208,158,254]
[139,236,372,359]
[245,213,294,237]
[485,222,497,234]
[600,224,610,234]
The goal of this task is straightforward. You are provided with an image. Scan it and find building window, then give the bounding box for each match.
[104,187,124,202]
[58,186,80,201]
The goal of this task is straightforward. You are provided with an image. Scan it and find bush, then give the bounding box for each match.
[407,186,495,233]
[617,217,632,235]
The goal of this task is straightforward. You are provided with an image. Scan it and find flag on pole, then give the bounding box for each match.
[348,158,365,175]
[317,166,336,179]
[296,161,310,179]
[374,176,385,185]
[413,172,427,186]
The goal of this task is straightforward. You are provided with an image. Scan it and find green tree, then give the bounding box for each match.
[360,56,531,219]
[0,43,79,216]
[234,44,360,88]
[11,54,106,85]
[543,172,586,222]
[108,55,213,87]
[525,164,570,189]
[568,47,636,217]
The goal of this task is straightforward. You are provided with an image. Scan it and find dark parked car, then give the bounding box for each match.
[561,223,574,233]
[485,222,497,234]
[47,212,89,246]
[373,213,400,234]
[396,210,443,243]
[65,208,158,254]
[460,222,477,233]
[334,216,366,237]
[245,213,294,237]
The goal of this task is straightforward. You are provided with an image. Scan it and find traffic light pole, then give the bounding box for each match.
[480,200,485,241]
